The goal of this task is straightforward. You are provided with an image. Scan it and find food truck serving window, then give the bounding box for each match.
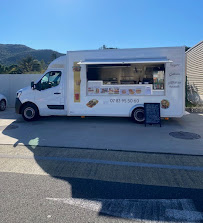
[86,62,166,96]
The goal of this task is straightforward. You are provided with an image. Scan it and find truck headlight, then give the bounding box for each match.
[17,90,22,98]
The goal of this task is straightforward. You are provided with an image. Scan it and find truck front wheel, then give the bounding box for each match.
[131,108,145,124]
[22,103,39,121]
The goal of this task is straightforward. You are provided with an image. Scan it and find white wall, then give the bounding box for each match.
[0,74,42,107]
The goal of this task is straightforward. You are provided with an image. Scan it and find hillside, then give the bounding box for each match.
[0,44,64,66]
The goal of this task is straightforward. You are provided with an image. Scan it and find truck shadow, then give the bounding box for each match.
[2,115,203,221]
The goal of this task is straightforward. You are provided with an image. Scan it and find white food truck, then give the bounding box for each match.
[15,46,185,122]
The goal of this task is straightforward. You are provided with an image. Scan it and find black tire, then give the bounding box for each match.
[22,103,39,121]
[0,99,6,111]
[131,107,145,124]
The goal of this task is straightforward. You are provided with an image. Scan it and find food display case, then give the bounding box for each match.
[87,81,152,96]
[87,63,165,96]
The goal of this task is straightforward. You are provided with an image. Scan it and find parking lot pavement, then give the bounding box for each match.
[0,108,203,155]
[1,144,203,222]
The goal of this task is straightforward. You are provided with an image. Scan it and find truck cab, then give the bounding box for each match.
[15,56,66,121]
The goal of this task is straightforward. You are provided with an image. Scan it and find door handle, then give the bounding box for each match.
[54,92,61,94]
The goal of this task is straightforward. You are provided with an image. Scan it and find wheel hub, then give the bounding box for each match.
[24,107,35,119]
[137,111,144,120]
[134,109,145,122]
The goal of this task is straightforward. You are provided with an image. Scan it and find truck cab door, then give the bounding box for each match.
[34,70,65,116]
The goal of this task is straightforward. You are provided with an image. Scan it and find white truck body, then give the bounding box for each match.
[16,46,185,121]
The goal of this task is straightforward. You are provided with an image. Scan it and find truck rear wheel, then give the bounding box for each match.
[22,103,39,121]
[131,108,145,124]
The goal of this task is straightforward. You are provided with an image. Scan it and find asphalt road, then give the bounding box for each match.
[0,144,203,223]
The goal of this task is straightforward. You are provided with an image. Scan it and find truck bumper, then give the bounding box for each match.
[15,98,22,114]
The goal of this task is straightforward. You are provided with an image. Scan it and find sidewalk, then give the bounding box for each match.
[0,108,203,155]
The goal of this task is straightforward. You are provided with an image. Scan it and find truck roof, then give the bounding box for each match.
[67,46,186,53]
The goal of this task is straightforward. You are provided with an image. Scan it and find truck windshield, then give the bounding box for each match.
[39,71,61,90]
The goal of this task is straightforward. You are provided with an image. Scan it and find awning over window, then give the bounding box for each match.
[77,58,173,65]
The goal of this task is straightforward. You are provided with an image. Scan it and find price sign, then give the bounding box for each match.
[144,103,161,127]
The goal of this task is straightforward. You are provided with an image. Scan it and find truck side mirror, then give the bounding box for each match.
[35,82,42,91]
[31,81,35,90]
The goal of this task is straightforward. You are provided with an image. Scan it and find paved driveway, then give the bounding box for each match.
[0,108,203,155]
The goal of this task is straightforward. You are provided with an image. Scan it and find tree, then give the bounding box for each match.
[0,56,47,74]
[19,56,34,73]
[8,65,22,74]
[0,64,6,74]
[32,59,42,72]
[40,59,46,70]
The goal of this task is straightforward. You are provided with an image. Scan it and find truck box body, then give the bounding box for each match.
[16,46,185,121]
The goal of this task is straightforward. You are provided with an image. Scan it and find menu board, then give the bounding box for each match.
[144,103,161,127]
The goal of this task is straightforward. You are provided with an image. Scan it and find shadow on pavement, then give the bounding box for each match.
[2,114,203,221]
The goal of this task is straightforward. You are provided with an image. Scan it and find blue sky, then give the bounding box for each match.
[0,0,203,53]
